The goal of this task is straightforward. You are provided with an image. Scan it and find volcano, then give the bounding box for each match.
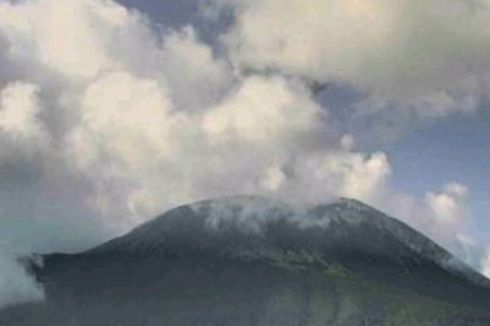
[1,196,490,325]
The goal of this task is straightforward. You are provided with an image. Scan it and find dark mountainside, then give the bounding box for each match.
[1,196,490,325]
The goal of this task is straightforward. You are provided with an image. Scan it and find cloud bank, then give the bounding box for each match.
[212,0,490,110]
[0,0,490,307]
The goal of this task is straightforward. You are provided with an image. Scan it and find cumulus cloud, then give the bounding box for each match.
[208,0,490,118]
[0,0,489,308]
[426,183,469,231]
[0,82,45,140]
[0,0,129,78]
[0,0,391,226]
[65,69,385,226]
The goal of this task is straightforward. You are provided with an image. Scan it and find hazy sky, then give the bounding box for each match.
[1,0,490,307]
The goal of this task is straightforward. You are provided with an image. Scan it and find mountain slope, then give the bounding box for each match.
[1,196,490,325]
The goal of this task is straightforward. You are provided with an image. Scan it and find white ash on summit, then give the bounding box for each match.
[87,196,489,287]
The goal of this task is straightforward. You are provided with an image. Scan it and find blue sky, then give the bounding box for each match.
[386,111,490,244]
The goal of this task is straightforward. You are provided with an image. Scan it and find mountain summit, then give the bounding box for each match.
[2,196,490,325]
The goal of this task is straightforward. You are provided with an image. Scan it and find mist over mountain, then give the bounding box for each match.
[1,196,489,325]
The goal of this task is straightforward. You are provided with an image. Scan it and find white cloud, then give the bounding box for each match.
[159,26,234,111]
[72,71,178,170]
[202,76,323,143]
[426,182,469,231]
[0,81,49,171]
[211,0,490,115]
[0,0,129,78]
[64,70,383,226]
[64,70,192,225]
[0,82,46,141]
[274,150,391,205]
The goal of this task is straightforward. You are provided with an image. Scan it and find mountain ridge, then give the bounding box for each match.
[86,195,489,288]
[2,195,490,326]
